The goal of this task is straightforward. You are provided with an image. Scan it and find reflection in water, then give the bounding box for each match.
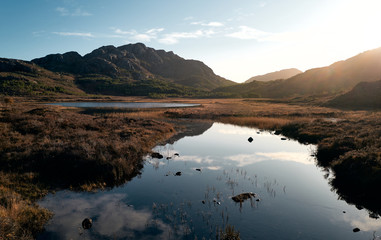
[39,192,176,240]
[38,123,381,240]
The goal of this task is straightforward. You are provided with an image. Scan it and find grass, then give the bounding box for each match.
[0,98,176,239]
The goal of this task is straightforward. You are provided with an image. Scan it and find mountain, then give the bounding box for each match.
[326,80,381,109]
[0,58,83,96]
[215,47,381,98]
[32,43,235,92]
[245,68,302,83]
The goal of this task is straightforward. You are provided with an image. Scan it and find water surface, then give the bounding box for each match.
[38,123,381,239]
[48,102,200,108]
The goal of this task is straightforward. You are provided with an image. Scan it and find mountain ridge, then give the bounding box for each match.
[245,68,302,83]
[214,47,381,98]
[32,43,236,91]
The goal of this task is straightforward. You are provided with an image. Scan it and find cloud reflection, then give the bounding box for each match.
[39,193,175,239]
[342,213,381,232]
[226,152,312,166]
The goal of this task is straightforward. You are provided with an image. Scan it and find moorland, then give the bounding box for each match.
[1,43,381,239]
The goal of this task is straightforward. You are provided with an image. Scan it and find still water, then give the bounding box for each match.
[48,102,200,108]
[38,123,381,240]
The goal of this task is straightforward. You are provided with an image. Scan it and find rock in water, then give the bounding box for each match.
[248,137,253,143]
[353,228,360,232]
[232,192,256,202]
[82,218,93,230]
[151,152,163,159]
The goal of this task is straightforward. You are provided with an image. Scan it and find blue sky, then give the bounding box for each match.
[1,0,381,82]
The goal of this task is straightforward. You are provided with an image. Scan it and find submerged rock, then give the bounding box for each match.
[151,152,163,159]
[232,192,256,202]
[82,218,92,230]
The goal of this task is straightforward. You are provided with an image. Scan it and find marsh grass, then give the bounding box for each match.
[0,100,176,239]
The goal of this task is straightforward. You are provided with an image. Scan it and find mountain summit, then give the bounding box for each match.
[32,43,235,91]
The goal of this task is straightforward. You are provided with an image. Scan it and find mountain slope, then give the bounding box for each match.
[32,43,235,91]
[215,47,381,98]
[326,80,381,109]
[0,58,84,96]
[245,68,302,83]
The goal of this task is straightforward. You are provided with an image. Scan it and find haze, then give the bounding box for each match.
[1,0,381,82]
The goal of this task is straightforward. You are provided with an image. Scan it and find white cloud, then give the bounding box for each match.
[56,7,91,16]
[112,28,164,42]
[56,7,69,16]
[191,21,224,27]
[227,26,271,40]
[146,28,164,34]
[158,30,214,44]
[53,32,94,37]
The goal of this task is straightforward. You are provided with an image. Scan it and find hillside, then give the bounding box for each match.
[245,68,302,83]
[215,47,381,98]
[32,43,235,92]
[326,80,381,109]
[0,58,84,96]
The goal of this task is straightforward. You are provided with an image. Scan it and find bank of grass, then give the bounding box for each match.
[0,99,175,239]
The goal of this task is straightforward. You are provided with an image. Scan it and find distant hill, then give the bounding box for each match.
[245,68,302,83]
[215,47,381,98]
[326,80,381,109]
[32,43,235,92]
[0,58,84,96]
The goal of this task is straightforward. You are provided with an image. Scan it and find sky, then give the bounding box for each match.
[1,0,381,83]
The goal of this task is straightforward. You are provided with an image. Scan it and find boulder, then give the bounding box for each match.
[232,192,256,203]
[151,152,163,159]
[82,218,92,230]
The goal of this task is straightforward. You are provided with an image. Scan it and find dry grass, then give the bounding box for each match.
[0,99,177,239]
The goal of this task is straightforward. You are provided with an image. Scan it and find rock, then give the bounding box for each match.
[196,168,201,172]
[151,152,163,159]
[281,137,287,140]
[202,200,205,204]
[248,137,253,143]
[174,153,180,157]
[353,228,360,232]
[175,171,182,176]
[82,218,92,230]
[232,192,256,203]
[166,157,172,160]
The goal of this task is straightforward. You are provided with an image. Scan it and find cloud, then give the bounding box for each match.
[158,30,215,44]
[191,21,224,27]
[56,6,91,16]
[53,32,94,37]
[39,192,178,239]
[227,26,271,40]
[112,28,164,42]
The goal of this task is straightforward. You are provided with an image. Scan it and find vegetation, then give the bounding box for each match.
[217,224,240,240]
[326,80,381,110]
[0,98,175,239]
